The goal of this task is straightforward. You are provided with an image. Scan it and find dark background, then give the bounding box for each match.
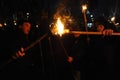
[0,0,119,29]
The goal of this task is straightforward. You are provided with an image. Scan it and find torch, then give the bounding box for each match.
[82,4,90,43]
[82,4,88,32]
[0,33,48,70]
[111,16,115,24]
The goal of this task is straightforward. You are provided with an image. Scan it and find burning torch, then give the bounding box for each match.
[82,4,90,43]
[82,4,88,32]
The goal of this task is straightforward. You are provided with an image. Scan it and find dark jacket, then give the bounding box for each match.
[0,28,42,79]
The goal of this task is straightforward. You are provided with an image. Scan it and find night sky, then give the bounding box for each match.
[0,0,119,26]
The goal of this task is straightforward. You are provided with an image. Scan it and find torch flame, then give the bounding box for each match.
[82,4,87,13]
[56,18,64,36]
[50,17,70,36]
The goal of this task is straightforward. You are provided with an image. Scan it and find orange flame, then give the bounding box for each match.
[56,17,64,36]
[50,17,70,36]
[82,4,87,12]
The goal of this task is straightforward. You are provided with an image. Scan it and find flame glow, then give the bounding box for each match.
[56,18,64,36]
[50,3,72,36]
[111,16,115,22]
[50,17,70,36]
[82,4,87,12]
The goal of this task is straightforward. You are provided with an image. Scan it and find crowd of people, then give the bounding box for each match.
[66,16,120,80]
[0,15,120,80]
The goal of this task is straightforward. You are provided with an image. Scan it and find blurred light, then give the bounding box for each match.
[0,23,3,28]
[26,13,30,15]
[111,16,115,22]
[56,18,64,36]
[90,15,93,18]
[14,22,17,25]
[26,13,30,19]
[49,23,54,28]
[13,20,16,23]
[87,23,93,28]
[36,25,39,28]
[86,10,90,14]
[4,22,7,26]
[115,23,119,26]
[68,19,72,22]
[82,4,87,12]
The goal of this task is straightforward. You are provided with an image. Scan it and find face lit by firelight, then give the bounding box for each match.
[19,22,31,35]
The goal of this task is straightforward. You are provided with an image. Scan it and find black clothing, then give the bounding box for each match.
[0,29,42,79]
[50,35,75,80]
